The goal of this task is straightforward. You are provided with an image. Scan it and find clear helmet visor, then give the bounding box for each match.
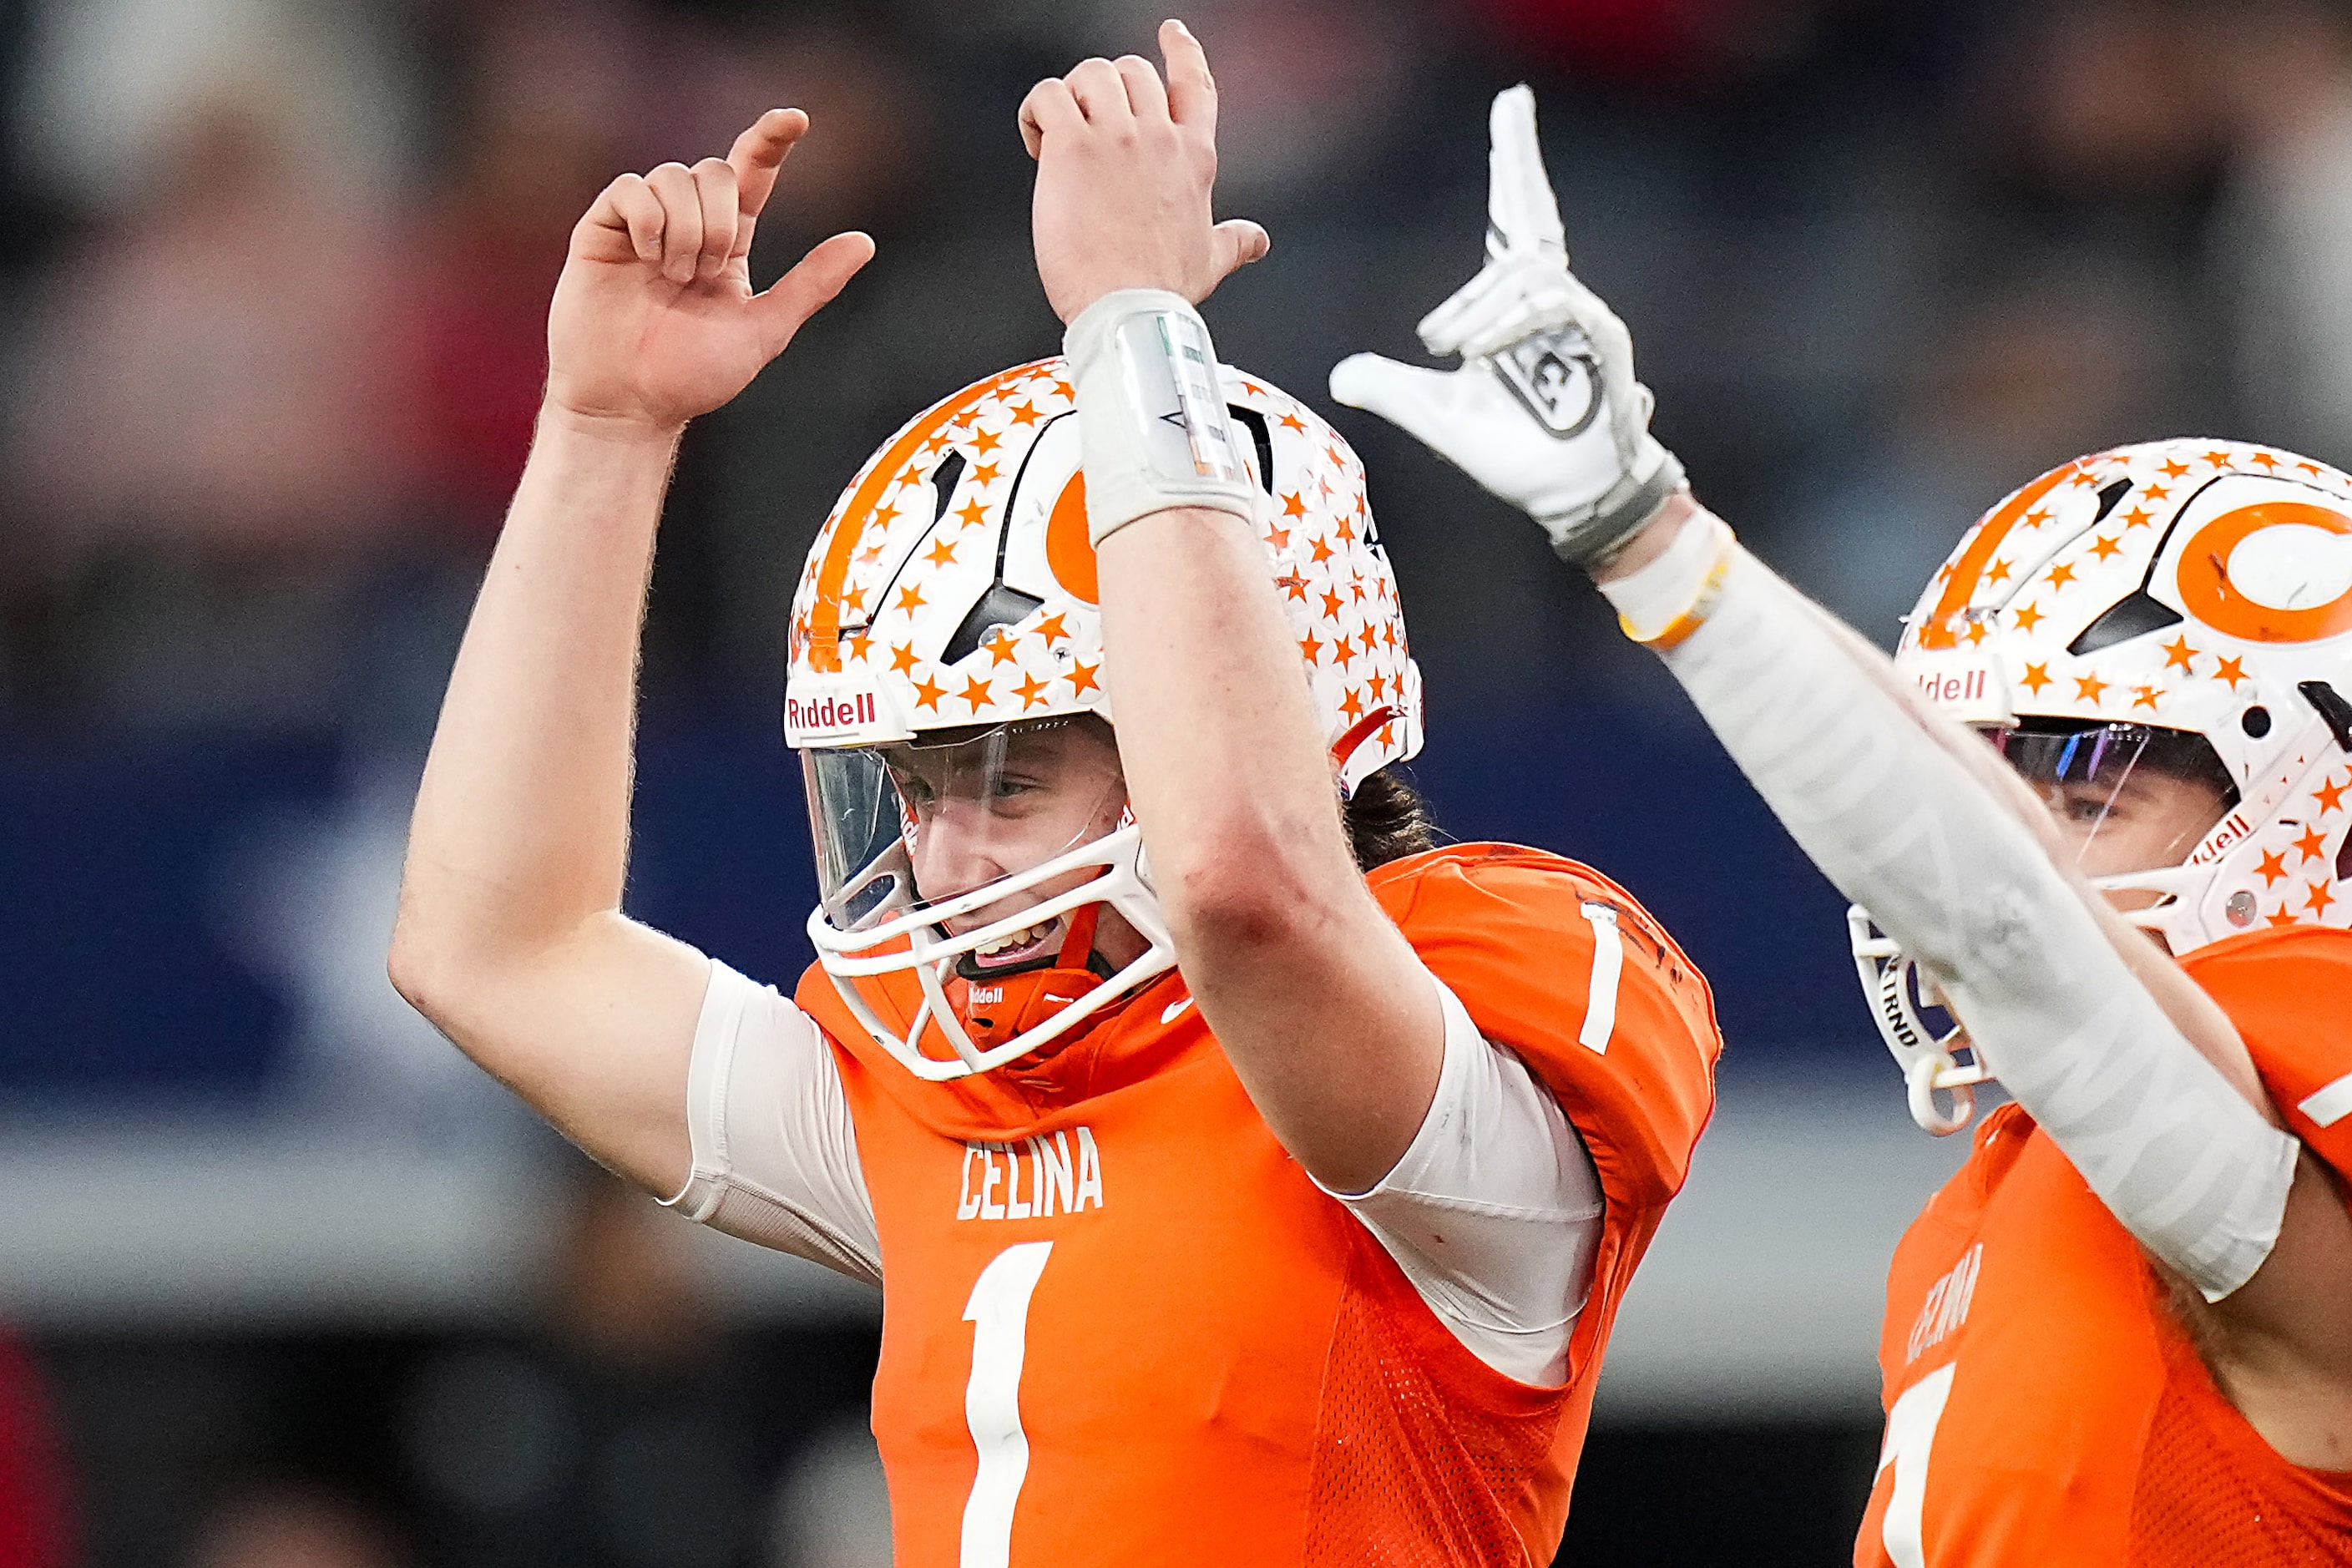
[1982,721,2238,882]
[799,716,1176,1080]
[1853,719,2243,1136]
[806,716,1128,936]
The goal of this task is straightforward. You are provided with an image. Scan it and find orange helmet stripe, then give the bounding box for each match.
[1914,459,2085,650]
[807,364,1041,673]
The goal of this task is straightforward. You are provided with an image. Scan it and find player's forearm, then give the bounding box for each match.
[1612,524,2295,1297]
[393,407,680,984]
[1096,506,1439,1189]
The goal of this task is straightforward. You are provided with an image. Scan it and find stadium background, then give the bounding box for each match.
[1,0,2345,1560]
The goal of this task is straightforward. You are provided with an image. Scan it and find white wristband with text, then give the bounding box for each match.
[1064,289,1259,546]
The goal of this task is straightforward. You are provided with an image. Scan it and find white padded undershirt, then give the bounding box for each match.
[663,960,1603,1385]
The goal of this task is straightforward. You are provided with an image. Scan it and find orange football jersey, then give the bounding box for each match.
[792,843,1720,1566]
[1854,925,2352,1567]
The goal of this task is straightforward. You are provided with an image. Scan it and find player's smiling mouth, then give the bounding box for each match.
[963,915,1061,972]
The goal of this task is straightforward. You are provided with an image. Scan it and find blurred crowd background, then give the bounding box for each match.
[6,0,2352,1561]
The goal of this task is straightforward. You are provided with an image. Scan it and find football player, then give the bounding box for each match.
[1338,85,2352,1565]
[391,25,1722,1565]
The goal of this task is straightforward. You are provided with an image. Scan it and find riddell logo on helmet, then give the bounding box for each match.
[1917,668,1990,706]
[787,693,878,732]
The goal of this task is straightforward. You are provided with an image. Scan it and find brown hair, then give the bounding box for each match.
[1343,767,1438,871]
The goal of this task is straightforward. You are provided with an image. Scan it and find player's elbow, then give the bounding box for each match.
[387,914,464,1028]
[1156,818,1343,961]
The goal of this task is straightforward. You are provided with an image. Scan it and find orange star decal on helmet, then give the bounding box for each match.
[2120,507,2153,529]
[970,429,1002,455]
[2020,662,2052,695]
[1034,613,1069,646]
[954,498,989,528]
[2307,880,2336,916]
[1299,631,1324,665]
[1367,671,1388,701]
[2300,459,2326,475]
[1014,672,1051,710]
[958,675,994,709]
[1277,411,1307,432]
[2132,685,2163,711]
[1320,589,1346,618]
[1065,660,1100,696]
[2161,636,2197,672]
[847,630,873,661]
[971,462,1000,486]
[2253,450,2281,471]
[2258,849,2289,885]
[2089,535,2122,560]
[896,584,927,613]
[2268,906,2301,928]
[1277,572,1308,602]
[2023,508,2052,528]
[2317,774,2349,814]
[1336,517,1356,544]
[1264,526,1290,550]
[1965,620,1989,645]
[2214,655,2248,689]
[982,629,1020,665]
[2161,458,2190,478]
[2012,603,2046,633]
[1339,687,1364,721]
[2204,449,2232,467]
[912,675,948,711]
[1282,491,1308,518]
[2143,484,2168,500]
[2046,562,2076,588]
[924,539,959,567]
[1985,559,2013,584]
[872,502,901,527]
[843,585,869,615]
[2075,673,2109,703]
[1006,402,1041,427]
[889,642,919,675]
[2295,826,2329,862]
[807,363,1030,671]
[1310,538,1334,564]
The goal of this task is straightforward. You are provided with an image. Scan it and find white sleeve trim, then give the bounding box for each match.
[660,960,883,1287]
[1322,974,1606,1386]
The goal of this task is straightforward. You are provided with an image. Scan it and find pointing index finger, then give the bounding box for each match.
[728,108,810,225]
[1488,86,1565,259]
[1160,18,1217,132]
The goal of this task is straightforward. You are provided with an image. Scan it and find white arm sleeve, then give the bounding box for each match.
[1324,975,1606,1386]
[660,961,883,1287]
[1612,540,2297,1300]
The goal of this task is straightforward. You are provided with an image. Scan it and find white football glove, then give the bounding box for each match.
[1329,86,1684,569]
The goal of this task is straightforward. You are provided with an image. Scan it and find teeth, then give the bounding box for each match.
[975,921,1054,958]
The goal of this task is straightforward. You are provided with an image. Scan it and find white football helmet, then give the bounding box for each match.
[788,358,1424,1080]
[1858,438,2352,1132]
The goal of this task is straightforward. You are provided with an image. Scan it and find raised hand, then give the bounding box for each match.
[1017,18,1269,325]
[546,109,875,432]
[1329,87,1682,569]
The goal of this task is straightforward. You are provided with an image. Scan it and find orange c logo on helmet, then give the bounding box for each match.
[2177,501,2352,644]
[1044,473,1099,605]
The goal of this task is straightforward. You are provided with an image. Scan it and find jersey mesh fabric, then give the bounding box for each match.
[1858,928,2352,1567]
[2126,1317,2352,1565]
[1305,1234,1562,1567]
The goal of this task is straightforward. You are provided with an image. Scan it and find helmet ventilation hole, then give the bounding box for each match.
[2242,706,2273,739]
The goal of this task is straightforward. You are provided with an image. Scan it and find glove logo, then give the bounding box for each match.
[1491,328,1601,439]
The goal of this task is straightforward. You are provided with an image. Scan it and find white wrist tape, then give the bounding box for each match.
[1596,508,1733,646]
[1657,549,2297,1301]
[1064,289,1259,547]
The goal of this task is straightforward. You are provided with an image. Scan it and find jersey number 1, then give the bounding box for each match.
[1874,1363,1955,1568]
[960,1241,1054,1568]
